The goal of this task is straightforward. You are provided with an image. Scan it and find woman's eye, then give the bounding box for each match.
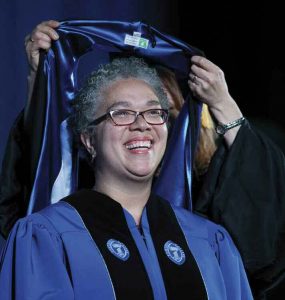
[113,110,131,118]
[148,110,161,116]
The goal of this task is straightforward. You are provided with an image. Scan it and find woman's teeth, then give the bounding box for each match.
[126,140,151,150]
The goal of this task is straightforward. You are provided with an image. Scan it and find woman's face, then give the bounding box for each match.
[88,78,168,182]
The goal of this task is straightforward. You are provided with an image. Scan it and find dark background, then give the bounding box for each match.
[177,1,285,151]
[1,0,285,297]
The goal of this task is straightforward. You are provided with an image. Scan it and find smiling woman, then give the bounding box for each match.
[0,56,253,299]
[69,58,169,215]
[88,78,168,182]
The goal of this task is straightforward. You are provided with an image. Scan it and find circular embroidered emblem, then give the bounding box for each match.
[107,239,130,261]
[164,240,186,265]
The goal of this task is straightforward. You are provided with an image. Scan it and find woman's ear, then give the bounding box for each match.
[80,133,96,160]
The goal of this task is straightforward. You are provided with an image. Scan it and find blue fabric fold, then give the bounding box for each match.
[27,20,203,214]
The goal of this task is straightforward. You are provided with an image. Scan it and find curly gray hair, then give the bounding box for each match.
[69,56,168,139]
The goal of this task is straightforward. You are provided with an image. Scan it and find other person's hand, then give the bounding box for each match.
[25,20,60,73]
[188,55,233,110]
[188,55,243,146]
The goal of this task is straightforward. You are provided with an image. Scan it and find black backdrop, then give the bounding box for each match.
[1,1,285,296]
[177,1,285,149]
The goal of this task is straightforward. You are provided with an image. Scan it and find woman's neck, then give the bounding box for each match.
[94,175,152,225]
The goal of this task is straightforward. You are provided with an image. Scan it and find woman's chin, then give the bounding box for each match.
[126,167,155,180]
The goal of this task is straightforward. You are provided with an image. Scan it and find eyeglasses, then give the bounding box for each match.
[88,109,169,126]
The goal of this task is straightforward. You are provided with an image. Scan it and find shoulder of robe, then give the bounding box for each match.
[11,210,62,239]
[37,199,88,235]
[7,199,87,240]
[3,212,63,251]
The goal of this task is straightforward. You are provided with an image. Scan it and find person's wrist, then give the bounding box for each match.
[215,116,245,136]
[28,68,37,78]
[27,69,37,104]
[208,94,235,113]
[29,65,38,74]
[209,95,242,124]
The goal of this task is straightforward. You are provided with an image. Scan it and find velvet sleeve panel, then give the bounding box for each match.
[0,214,73,299]
[195,121,285,297]
[0,112,27,239]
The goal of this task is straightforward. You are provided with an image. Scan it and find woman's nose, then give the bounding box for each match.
[129,114,151,131]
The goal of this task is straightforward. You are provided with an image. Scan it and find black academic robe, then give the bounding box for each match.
[195,121,285,299]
